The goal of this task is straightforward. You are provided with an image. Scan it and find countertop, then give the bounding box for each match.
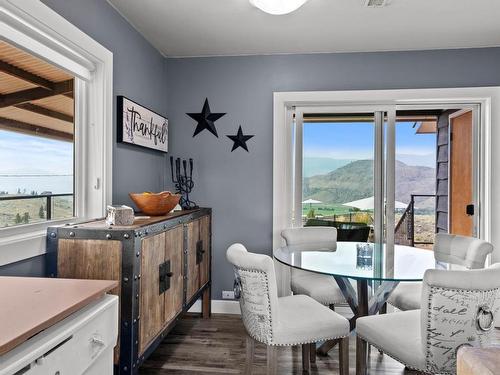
[0,276,117,356]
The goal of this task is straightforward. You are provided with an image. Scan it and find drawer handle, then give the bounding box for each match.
[159,260,172,294]
[91,336,105,347]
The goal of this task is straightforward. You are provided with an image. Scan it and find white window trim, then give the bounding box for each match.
[273,87,498,254]
[0,0,113,265]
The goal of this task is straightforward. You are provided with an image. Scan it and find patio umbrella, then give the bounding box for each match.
[302,198,322,208]
[342,196,407,210]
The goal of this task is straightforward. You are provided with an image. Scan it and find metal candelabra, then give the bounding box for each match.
[170,156,198,210]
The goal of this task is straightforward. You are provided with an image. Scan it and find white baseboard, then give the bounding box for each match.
[188,299,241,314]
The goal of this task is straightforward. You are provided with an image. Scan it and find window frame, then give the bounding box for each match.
[0,0,113,265]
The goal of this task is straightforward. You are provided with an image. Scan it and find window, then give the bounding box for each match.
[273,92,491,251]
[300,115,439,248]
[302,116,375,239]
[1,0,113,265]
[0,41,75,228]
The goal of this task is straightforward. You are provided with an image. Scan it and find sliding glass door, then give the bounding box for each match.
[293,104,480,258]
[293,107,393,253]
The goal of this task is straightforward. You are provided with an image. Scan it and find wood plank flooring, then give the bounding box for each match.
[139,314,426,375]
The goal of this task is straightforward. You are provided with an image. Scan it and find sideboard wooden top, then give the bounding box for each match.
[63,207,211,230]
[0,276,117,356]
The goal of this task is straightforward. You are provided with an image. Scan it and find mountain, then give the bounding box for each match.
[303,157,354,177]
[303,159,435,206]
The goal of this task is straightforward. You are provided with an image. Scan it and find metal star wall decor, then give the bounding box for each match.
[226,125,254,152]
[186,98,226,137]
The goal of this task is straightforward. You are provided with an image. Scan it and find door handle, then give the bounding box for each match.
[466,204,474,216]
[196,240,204,264]
[159,260,172,294]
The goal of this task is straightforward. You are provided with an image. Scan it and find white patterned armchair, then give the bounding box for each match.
[281,227,347,307]
[227,243,350,374]
[388,233,494,311]
[356,263,500,375]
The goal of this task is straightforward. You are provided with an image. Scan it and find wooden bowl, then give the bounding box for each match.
[129,191,181,216]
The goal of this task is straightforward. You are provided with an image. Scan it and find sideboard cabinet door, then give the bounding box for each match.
[164,225,184,323]
[185,215,211,304]
[139,232,166,354]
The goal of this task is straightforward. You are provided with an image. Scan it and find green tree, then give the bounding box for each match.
[15,213,22,224]
[39,204,45,219]
[22,212,29,224]
[306,208,316,219]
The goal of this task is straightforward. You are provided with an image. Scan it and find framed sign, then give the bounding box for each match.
[117,96,168,153]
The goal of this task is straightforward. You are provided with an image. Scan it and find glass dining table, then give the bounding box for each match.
[274,241,446,354]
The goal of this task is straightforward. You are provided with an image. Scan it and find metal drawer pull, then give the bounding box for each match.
[91,336,105,347]
[159,260,172,294]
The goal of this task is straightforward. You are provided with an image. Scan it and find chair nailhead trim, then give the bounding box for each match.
[237,267,349,346]
[356,333,429,373]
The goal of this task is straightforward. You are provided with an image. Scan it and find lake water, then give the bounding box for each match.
[0,175,73,195]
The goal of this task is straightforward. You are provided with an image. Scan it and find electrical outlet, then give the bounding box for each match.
[222,290,235,299]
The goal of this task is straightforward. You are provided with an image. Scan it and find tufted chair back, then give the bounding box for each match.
[226,243,279,345]
[281,227,337,251]
[433,233,493,269]
[421,263,500,374]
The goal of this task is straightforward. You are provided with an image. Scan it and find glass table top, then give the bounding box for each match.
[274,242,445,281]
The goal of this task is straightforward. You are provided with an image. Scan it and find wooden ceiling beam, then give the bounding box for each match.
[0,60,55,90]
[0,116,73,142]
[0,79,73,108]
[14,103,73,123]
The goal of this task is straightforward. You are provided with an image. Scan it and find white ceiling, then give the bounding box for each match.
[107,0,500,57]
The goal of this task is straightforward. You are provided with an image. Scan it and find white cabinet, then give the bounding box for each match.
[0,294,118,375]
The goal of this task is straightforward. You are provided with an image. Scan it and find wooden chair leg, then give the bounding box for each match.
[202,286,211,319]
[356,336,367,375]
[267,345,277,375]
[245,335,255,375]
[309,343,316,364]
[339,337,349,375]
[302,344,311,373]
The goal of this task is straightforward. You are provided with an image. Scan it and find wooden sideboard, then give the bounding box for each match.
[47,208,212,375]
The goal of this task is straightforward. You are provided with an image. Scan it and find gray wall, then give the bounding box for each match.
[0,254,46,277]
[42,0,169,206]
[165,48,500,299]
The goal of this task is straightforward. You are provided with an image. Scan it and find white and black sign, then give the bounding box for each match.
[117,96,168,153]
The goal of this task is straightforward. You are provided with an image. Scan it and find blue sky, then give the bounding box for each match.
[0,130,73,175]
[303,121,436,168]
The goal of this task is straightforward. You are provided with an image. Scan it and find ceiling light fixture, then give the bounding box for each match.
[249,0,309,15]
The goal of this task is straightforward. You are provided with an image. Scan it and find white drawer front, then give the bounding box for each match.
[1,295,118,375]
[28,300,117,375]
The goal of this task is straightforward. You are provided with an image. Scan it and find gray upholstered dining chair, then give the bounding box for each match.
[281,227,346,308]
[226,243,350,375]
[387,233,494,311]
[356,263,500,375]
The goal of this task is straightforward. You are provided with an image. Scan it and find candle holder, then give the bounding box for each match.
[170,156,198,210]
